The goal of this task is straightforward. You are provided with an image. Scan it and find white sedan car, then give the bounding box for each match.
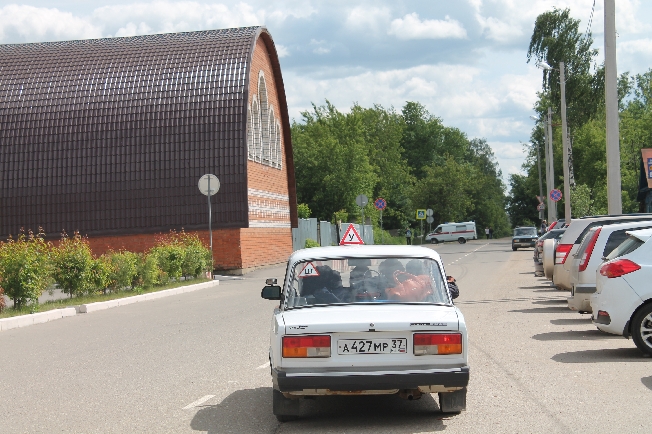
[261,245,468,421]
[591,228,652,355]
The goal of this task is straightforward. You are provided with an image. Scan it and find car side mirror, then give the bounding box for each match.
[261,285,282,300]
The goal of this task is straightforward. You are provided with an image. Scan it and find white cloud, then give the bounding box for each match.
[276,44,290,58]
[0,4,102,43]
[388,13,467,40]
[620,38,652,56]
[345,6,391,34]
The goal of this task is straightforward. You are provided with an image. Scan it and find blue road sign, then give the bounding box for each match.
[374,198,387,210]
[550,189,562,202]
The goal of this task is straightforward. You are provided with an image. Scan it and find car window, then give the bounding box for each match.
[285,257,450,309]
[514,227,537,236]
[456,225,466,232]
[605,236,644,260]
[435,227,442,233]
[575,228,598,260]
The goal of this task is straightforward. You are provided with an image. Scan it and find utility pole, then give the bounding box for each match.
[604,0,622,214]
[547,107,557,221]
[559,62,572,223]
[535,142,544,220]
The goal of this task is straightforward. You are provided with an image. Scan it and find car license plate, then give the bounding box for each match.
[338,339,407,354]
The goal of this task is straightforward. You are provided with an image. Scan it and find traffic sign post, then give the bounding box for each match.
[374,198,387,244]
[198,174,220,274]
[426,209,433,234]
[415,210,426,244]
[356,194,368,241]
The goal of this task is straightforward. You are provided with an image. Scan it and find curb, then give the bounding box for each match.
[0,279,219,332]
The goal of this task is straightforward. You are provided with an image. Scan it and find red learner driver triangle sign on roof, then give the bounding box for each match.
[340,223,364,245]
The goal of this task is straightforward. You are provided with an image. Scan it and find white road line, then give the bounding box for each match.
[255,362,270,370]
[183,395,215,410]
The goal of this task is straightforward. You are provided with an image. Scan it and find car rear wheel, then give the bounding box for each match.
[439,387,467,413]
[273,389,299,422]
[631,304,652,356]
[457,237,466,244]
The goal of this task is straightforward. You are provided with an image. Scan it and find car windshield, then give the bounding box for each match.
[284,256,450,309]
[514,227,537,236]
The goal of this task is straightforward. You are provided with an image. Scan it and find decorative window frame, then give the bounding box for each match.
[247,70,282,169]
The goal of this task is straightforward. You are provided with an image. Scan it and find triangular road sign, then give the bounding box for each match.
[298,262,320,278]
[340,223,364,245]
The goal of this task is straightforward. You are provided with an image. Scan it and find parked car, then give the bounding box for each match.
[425,221,477,244]
[591,228,652,355]
[553,214,652,290]
[542,238,558,280]
[261,245,469,421]
[547,219,566,231]
[568,221,652,313]
[534,229,565,276]
[512,226,538,251]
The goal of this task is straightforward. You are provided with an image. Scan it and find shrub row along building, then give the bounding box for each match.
[0,26,298,273]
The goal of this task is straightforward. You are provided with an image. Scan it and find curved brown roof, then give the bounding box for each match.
[0,26,294,237]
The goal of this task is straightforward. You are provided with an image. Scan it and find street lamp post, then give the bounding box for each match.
[530,112,557,222]
[604,0,622,214]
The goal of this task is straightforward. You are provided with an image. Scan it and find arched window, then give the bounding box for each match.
[247,102,253,159]
[258,72,270,163]
[275,120,282,169]
[251,96,261,162]
[268,106,276,166]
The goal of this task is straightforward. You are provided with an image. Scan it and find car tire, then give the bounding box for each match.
[458,237,466,244]
[512,246,517,251]
[631,303,652,356]
[431,239,439,244]
[273,389,299,422]
[439,387,467,413]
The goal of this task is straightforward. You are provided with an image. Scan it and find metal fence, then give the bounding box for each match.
[291,219,374,251]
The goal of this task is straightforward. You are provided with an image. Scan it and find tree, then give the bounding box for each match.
[507,173,540,227]
[52,231,96,298]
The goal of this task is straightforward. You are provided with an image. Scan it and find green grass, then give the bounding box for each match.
[0,278,210,319]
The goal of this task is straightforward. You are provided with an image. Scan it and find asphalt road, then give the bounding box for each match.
[1,239,650,433]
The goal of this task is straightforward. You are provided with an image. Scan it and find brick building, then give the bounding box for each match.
[0,27,298,273]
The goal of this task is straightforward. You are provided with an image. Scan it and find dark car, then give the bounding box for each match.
[512,227,538,251]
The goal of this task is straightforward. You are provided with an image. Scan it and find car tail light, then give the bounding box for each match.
[599,259,641,278]
[555,243,573,265]
[413,333,462,355]
[282,335,331,358]
[578,228,601,272]
[548,221,558,230]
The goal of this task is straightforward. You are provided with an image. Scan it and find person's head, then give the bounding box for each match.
[379,258,404,280]
[405,259,426,275]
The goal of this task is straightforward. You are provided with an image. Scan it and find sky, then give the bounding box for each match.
[1,0,652,179]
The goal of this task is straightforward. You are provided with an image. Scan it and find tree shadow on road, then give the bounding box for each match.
[532,329,623,341]
[552,347,651,363]
[550,318,592,325]
[519,285,554,290]
[509,306,570,314]
[531,299,567,305]
[190,388,449,433]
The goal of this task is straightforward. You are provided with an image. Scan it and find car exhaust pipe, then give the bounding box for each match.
[399,389,422,400]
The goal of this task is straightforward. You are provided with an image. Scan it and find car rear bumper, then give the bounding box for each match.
[272,366,470,392]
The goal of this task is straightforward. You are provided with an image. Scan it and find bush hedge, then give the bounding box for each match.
[0,229,212,310]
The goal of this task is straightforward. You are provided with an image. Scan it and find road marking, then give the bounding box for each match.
[183,395,215,410]
[256,362,270,370]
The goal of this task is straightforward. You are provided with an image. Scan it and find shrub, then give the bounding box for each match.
[179,232,211,278]
[135,253,162,289]
[91,255,113,295]
[107,251,139,291]
[304,238,320,248]
[52,231,96,298]
[0,228,52,309]
[0,287,5,313]
[332,209,348,224]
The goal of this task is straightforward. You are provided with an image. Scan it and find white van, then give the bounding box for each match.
[425,221,477,244]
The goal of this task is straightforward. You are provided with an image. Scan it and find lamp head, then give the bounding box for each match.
[536,61,553,70]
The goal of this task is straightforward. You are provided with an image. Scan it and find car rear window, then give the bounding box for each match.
[575,217,652,244]
[285,257,450,309]
[605,236,645,260]
[575,227,598,261]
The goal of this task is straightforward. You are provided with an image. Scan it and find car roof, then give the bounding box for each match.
[560,214,652,244]
[626,228,652,242]
[593,220,652,234]
[288,245,442,263]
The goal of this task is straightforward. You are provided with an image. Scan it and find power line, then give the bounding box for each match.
[585,0,596,38]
